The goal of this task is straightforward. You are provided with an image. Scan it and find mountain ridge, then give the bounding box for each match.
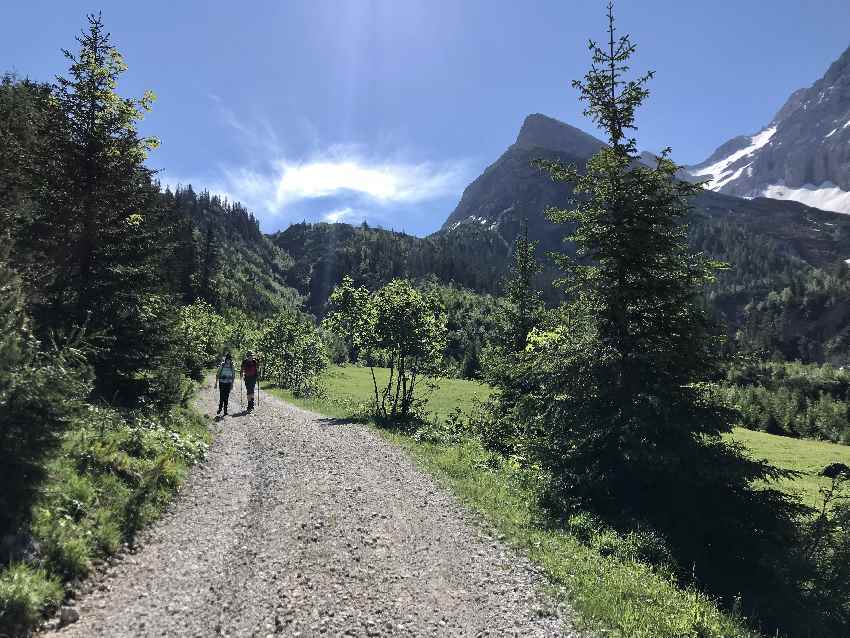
[686,44,850,213]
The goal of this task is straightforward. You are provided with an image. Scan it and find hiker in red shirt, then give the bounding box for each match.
[241,351,261,412]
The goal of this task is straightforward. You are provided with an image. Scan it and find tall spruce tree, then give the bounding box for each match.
[536,1,738,506]
[19,14,179,401]
[519,13,850,634]
[528,11,808,620]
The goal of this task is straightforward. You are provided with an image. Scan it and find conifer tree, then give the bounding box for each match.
[531,3,800,547]
[476,226,546,457]
[198,222,222,305]
[524,8,813,624]
[500,221,544,352]
[20,13,179,400]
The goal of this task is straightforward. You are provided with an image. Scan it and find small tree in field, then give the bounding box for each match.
[325,278,446,420]
[323,276,370,363]
[368,280,446,419]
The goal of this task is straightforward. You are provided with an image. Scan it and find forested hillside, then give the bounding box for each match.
[272,221,516,315]
[162,185,301,315]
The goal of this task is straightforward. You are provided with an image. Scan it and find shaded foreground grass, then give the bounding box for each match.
[270,366,766,637]
[0,396,209,634]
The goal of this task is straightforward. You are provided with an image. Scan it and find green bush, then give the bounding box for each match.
[257,309,328,397]
[178,300,231,378]
[0,563,63,634]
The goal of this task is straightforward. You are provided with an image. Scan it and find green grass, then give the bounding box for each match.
[0,400,210,635]
[0,564,63,632]
[727,427,850,508]
[269,366,768,638]
[271,364,491,419]
[388,435,757,638]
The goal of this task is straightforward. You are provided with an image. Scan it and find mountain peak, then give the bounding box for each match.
[514,113,605,157]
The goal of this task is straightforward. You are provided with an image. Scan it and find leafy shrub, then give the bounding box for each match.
[413,406,473,445]
[177,300,231,378]
[257,309,328,397]
[0,563,62,634]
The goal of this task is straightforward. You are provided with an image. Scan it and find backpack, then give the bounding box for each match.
[219,361,235,383]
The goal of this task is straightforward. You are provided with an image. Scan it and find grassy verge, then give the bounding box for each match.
[268,366,762,638]
[0,396,210,634]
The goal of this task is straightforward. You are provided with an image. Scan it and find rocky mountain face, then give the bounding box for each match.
[686,45,850,214]
[437,112,850,360]
[442,114,602,255]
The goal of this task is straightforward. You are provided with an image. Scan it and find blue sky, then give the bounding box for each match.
[3,1,849,235]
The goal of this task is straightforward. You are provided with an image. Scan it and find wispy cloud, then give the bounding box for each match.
[322,207,360,223]
[221,152,469,217]
[167,104,473,230]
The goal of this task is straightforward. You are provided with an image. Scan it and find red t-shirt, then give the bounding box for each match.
[241,359,258,378]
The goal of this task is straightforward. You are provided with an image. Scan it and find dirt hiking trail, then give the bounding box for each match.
[44,386,574,637]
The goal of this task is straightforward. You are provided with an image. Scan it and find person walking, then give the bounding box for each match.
[241,351,260,412]
[215,353,236,415]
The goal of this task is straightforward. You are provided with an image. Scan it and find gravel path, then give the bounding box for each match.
[43,385,574,637]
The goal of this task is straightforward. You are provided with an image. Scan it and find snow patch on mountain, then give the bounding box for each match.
[691,127,776,189]
[762,182,850,215]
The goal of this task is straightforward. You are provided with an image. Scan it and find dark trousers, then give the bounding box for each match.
[218,382,233,413]
[245,376,257,409]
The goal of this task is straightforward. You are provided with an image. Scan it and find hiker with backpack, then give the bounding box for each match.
[215,352,236,415]
[241,351,260,412]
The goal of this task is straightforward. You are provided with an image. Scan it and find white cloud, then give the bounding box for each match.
[167,106,472,228]
[220,151,469,217]
[322,207,358,223]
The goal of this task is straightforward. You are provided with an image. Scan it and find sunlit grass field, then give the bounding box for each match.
[729,427,850,507]
[270,364,492,420]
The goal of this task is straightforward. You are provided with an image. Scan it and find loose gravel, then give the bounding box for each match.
[43,385,575,637]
